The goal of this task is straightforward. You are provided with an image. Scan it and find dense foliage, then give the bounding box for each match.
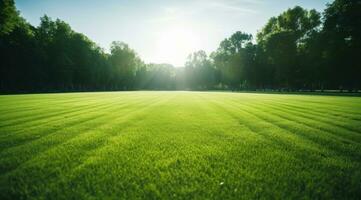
[0,0,360,93]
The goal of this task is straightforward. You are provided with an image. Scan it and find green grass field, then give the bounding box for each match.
[0,92,361,199]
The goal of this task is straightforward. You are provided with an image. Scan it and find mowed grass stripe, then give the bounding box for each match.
[0,95,159,151]
[0,98,122,133]
[43,93,261,199]
[54,92,359,199]
[254,101,361,137]
[206,94,360,161]
[202,95,328,155]
[0,93,176,198]
[198,94,354,189]
[0,94,107,113]
[223,94,361,137]
[272,97,361,117]
[0,92,145,121]
[234,101,361,160]
[266,101,361,131]
[0,98,111,123]
[229,97,358,145]
[247,100,361,142]
[241,94,361,116]
[207,93,361,151]
[0,93,142,126]
[0,92,360,199]
[0,94,168,175]
[25,94,188,197]
[0,92,159,138]
[269,100,361,122]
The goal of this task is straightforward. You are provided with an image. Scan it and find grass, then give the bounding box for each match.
[0,91,360,199]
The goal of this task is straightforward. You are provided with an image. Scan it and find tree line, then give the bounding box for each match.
[0,0,360,93]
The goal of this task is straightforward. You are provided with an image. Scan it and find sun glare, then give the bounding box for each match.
[154,27,200,66]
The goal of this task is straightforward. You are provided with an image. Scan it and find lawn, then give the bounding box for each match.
[0,91,360,199]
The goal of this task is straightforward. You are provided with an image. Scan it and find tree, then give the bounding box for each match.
[212,32,254,90]
[257,6,321,90]
[0,0,40,92]
[139,63,176,90]
[0,0,20,35]
[185,50,216,90]
[1,1,361,93]
[322,0,361,91]
[109,41,143,90]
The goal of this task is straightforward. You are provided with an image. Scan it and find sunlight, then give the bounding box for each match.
[154,26,200,66]
[4,0,361,199]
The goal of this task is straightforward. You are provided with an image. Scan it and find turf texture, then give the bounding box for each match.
[0,91,360,199]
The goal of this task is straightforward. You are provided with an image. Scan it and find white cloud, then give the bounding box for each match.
[207,1,259,14]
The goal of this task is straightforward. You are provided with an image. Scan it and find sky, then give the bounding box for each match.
[16,0,332,67]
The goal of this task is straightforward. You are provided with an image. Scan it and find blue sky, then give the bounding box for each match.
[16,0,332,66]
